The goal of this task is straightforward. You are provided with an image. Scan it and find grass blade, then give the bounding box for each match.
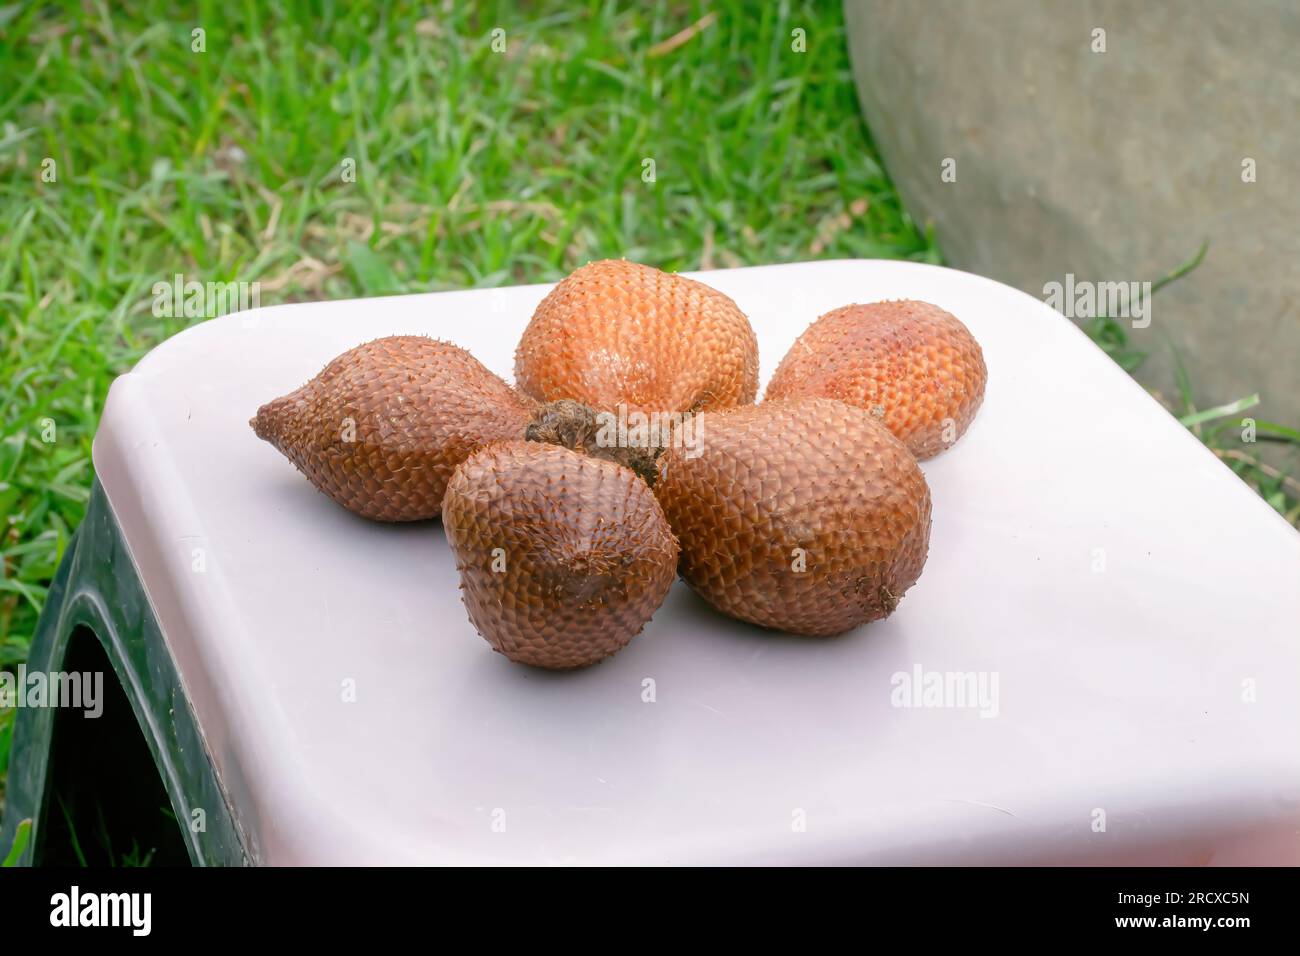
[1179,394,1260,428]
[2,818,32,867]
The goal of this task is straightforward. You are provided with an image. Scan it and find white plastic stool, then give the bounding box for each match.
[5,259,1298,865]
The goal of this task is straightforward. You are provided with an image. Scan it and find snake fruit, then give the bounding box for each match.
[251,336,536,521]
[655,397,932,636]
[442,441,679,669]
[765,300,987,459]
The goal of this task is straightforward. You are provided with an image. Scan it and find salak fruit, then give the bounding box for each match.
[515,259,759,417]
[442,441,679,669]
[655,397,931,636]
[251,336,536,521]
[764,300,986,459]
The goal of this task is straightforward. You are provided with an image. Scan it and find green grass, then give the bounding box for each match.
[1,0,1297,823]
[1,816,30,866]
[53,793,163,867]
[0,0,935,808]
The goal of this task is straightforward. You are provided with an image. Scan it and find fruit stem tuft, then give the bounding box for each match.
[524,399,661,486]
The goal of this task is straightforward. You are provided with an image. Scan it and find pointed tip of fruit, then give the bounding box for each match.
[250,408,268,441]
[251,398,288,445]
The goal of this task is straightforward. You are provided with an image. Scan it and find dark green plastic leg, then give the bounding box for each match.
[0,480,248,866]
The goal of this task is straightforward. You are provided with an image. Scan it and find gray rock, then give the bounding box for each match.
[844,0,1298,469]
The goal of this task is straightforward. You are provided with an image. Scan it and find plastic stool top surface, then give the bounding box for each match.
[92,260,1300,864]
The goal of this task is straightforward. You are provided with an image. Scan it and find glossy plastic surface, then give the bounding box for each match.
[92,260,1300,864]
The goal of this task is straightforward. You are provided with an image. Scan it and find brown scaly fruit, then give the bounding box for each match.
[764,300,987,460]
[515,259,759,418]
[442,441,679,669]
[655,398,931,636]
[251,336,537,521]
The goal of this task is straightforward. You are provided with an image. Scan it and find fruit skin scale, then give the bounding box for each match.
[765,299,987,460]
[515,259,759,417]
[251,336,536,522]
[655,397,932,637]
[442,441,679,670]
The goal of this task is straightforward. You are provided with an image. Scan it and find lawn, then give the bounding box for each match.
[0,0,1295,824]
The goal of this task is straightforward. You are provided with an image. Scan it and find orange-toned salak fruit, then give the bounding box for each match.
[443,441,679,669]
[655,397,932,636]
[515,259,759,417]
[765,300,987,459]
